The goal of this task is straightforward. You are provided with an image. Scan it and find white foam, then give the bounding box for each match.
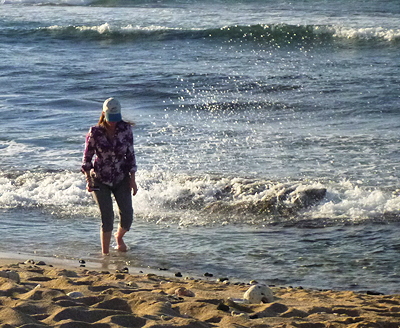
[47,23,176,35]
[0,171,90,208]
[314,180,397,221]
[0,140,45,157]
[122,24,177,32]
[334,26,400,41]
[134,172,400,225]
[1,168,397,225]
[0,140,80,170]
[76,23,112,34]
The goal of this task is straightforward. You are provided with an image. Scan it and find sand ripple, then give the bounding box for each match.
[0,261,399,327]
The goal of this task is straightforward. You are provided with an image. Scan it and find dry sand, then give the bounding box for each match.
[0,257,399,328]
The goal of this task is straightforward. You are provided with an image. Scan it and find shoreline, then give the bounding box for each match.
[0,253,399,327]
[1,250,397,294]
[0,251,183,280]
[1,250,394,295]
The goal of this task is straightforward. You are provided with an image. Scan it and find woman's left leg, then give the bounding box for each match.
[114,226,128,252]
[112,176,133,252]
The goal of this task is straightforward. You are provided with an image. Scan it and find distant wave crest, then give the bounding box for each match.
[1,0,162,5]
[2,22,400,45]
[37,24,400,44]
[1,0,91,5]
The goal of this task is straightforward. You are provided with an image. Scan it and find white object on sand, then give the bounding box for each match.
[243,284,274,304]
[67,291,84,298]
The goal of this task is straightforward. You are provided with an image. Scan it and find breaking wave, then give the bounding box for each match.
[1,169,400,228]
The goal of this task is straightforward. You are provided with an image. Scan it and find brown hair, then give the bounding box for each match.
[98,112,107,127]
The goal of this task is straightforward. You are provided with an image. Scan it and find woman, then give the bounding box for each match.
[82,97,138,255]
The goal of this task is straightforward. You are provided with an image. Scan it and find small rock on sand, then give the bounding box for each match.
[175,287,195,297]
[0,270,20,283]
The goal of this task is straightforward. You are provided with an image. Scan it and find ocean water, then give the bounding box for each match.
[1,0,400,294]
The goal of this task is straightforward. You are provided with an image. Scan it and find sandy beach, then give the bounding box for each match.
[0,256,399,328]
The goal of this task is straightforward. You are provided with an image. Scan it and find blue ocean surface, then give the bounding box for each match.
[0,0,400,293]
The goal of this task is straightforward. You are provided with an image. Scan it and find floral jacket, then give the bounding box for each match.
[81,121,137,186]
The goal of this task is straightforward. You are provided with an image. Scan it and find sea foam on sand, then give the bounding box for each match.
[0,256,399,327]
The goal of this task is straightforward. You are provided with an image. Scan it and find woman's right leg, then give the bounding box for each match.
[101,231,112,255]
[92,181,114,255]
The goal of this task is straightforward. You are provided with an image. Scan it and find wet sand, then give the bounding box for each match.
[0,256,399,328]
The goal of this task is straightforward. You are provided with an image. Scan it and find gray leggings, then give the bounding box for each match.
[92,176,133,232]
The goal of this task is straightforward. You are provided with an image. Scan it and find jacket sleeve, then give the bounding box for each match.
[125,126,137,173]
[81,127,96,173]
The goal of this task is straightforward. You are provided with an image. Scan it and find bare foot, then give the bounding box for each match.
[114,231,128,252]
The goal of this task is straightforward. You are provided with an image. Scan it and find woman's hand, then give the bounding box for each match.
[130,173,138,196]
[86,182,97,192]
[85,171,97,192]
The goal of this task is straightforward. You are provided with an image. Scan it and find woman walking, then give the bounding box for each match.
[82,97,137,255]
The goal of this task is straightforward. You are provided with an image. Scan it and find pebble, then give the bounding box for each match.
[203,272,213,277]
[67,291,84,298]
[126,281,138,287]
[175,272,183,277]
[217,302,230,312]
[8,271,20,283]
[57,269,79,278]
[231,311,250,319]
[217,277,229,282]
[114,274,125,280]
[0,270,20,283]
[366,290,384,295]
[175,287,195,297]
[146,273,157,279]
